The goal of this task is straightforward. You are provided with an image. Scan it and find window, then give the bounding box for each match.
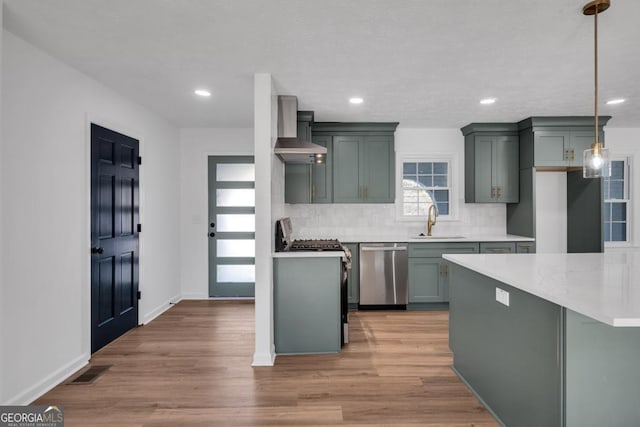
[604,158,631,243]
[400,160,452,218]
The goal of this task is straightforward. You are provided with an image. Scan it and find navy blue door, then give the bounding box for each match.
[91,124,139,353]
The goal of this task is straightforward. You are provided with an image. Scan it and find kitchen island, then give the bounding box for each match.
[444,251,640,427]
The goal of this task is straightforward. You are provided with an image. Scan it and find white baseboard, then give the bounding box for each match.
[141,293,182,325]
[4,352,89,405]
[252,345,276,366]
[180,292,210,300]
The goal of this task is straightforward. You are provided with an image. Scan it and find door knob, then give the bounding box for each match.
[91,247,104,254]
[209,232,215,237]
[210,222,215,228]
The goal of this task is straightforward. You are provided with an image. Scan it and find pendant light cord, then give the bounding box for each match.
[594,6,599,146]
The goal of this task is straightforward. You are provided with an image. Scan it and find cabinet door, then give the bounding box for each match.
[360,136,395,203]
[494,136,519,202]
[516,242,536,253]
[333,136,363,202]
[284,164,310,203]
[408,258,444,303]
[284,121,313,204]
[479,242,516,254]
[311,135,333,203]
[472,136,494,202]
[297,121,312,141]
[534,131,570,166]
[569,130,602,167]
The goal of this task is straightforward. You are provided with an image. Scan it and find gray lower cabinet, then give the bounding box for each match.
[344,243,359,307]
[516,241,536,253]
[479,242,516,254]
[273,256,341,354]
[461,124,519,203]
[408,242,479,307]
[408,257,445,303]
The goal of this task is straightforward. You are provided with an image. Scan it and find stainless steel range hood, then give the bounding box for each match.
[274,95,327,164]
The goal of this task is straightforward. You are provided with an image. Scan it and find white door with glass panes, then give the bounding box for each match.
[208,156,255,297]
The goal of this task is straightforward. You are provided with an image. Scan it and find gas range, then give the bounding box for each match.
[289,239,343,251]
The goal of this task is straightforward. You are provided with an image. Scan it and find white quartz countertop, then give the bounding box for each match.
[443,251,640,327]
[338,234,534,243]
[272,251,346,258]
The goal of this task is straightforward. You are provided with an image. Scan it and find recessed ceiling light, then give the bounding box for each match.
[349,97,364,104]
[480,98,497,105]
[606,98,625,105]
[194,89,211,97]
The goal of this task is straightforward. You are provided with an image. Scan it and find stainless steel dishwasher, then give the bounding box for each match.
[359,243,408,308]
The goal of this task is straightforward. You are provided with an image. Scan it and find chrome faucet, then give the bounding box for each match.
[427,204,438,236]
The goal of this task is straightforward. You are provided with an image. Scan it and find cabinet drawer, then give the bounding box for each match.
[409,242,479,258]
[516,241,536,253]
[479,242,516,254]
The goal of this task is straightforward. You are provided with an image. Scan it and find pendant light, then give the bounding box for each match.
[582,0,611,178]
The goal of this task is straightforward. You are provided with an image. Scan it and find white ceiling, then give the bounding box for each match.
[3,0,640,128]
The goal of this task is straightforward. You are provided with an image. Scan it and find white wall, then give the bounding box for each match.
[286,128,507,239]
[1,31,181,404]
[179,128,253,298]
[605,128,640,247]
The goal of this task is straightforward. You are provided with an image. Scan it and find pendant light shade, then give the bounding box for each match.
[583,143,610,178]
[582,0,611,178]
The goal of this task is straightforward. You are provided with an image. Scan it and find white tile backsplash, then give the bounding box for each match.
[284,202,506,241]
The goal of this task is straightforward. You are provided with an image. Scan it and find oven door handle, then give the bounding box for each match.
[360,246,408,252]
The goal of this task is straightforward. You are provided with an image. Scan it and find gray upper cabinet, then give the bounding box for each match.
[461,123,519,203]
[360,136,395,202]
[332,135,362,202]
[284,163,311,203]
[284,112,315,204]
[533,130,603,167]
[518,117,610,169]
[332,135,394,203]
[313,122,398,204]
[310,135,332,203]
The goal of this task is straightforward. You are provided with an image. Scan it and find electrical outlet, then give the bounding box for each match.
[496,287,510,306]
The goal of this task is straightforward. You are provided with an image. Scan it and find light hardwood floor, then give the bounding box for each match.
[35,301,498,426]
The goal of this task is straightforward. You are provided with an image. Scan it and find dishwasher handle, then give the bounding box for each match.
[361,246,408,252]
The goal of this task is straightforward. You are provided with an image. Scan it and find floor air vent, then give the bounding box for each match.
[69,365,111,384]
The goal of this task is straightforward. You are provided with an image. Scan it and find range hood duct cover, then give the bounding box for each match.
[274,95,327,164]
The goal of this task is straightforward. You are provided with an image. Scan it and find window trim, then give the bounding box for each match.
[395,153,459,222]
[604,155,632,247]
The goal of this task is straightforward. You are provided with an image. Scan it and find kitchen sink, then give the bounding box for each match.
[412,235,466,240]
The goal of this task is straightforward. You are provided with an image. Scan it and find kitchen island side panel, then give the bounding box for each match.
[565,309,640,427]
[449,264,562,427]
[273,257,341,354]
